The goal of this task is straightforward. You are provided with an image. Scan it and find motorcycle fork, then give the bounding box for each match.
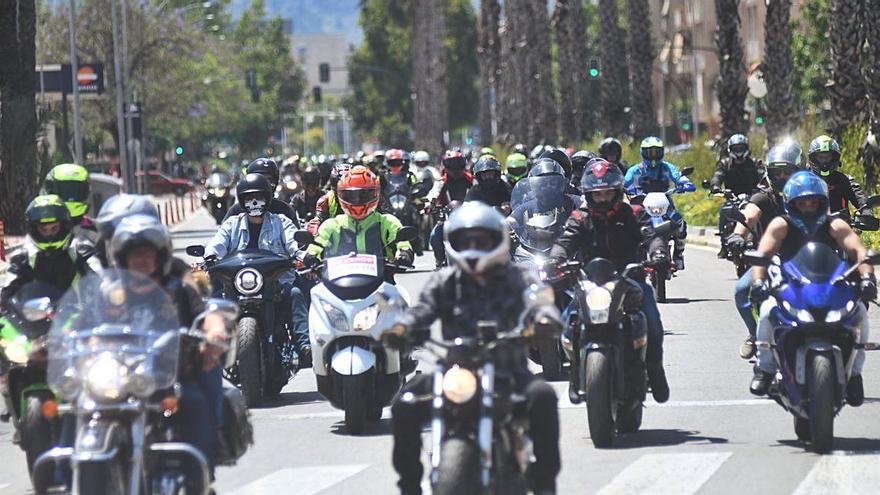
[478,362,495,489]
[429,369,445,483]
[128,412,147,495]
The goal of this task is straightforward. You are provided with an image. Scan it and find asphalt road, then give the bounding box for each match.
[3,208,880,494]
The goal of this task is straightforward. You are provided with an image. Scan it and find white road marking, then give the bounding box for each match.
[596,452,731,495]
[792,451,880,495]
[226,464,369,495]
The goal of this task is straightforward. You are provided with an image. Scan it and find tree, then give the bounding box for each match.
[827,0,864,134]
[713,0,749,136]
[860,0,880,187]
[763,0,797,141]
[411,0,448,158]
[0,0,39,233]
[522,0,556,143]
[626,0,657,139]
[598,0,629,136]
[497,2,526,143]
[552,0,590,143]
[790,0,831,116]
[477,0,500,144]
[445,0,479,131]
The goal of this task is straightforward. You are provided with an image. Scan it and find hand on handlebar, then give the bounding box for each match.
[380,323,409,349]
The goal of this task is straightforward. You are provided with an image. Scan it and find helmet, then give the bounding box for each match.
[302,165,321,190]
[26,195,72,251]
[505,153,529,181]
[236,173,273,216]
[529,158,565,178]
[571,150,598,178]
[473,155,502,183]
[581,159,625,213]
[45,163,90,220]
[727,134,751,162]
[782,171,829,235]
[372,150,386,167]
[413,150,430,166]
[598,138,623,162]
[337,165,380,220]
[110,214,173,277]
[442,150,467,171]
[640,136,665,164]
[766,140,805,191]
[539,148,572,177]
[513,143,527,155]
[246,157,280,189]
[443,202,510,276]
[385,149,411,173]
[807,135,841,175]
[95,193,160,241]
[480,146,496,157]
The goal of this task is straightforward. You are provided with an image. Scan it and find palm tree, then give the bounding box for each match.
[478,0,500,144]
[552,0,589,143]
[598,0,630,136]
[713,0,749,136]
[827,0,864,134]
[626,0,657,139]
[523,0,556,143]
[763,0,796,141]
[411,0,449,157]
[860,0,880,187]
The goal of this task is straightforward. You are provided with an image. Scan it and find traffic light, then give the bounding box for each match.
[755,115,764,126]
[313,86,322,103]
[319,63,330,83]
[175,146,184,156]
[754,100,765,126]
[588,57,601,79]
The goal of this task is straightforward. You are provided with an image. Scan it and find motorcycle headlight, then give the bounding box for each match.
[2,339,29,364]
[127,363,157,399]
[285,182,297,191]
[586,287,612,324]
[825,309,842,323]
[320,301,350,332]
[390,194,407,210]
[86,355,128,401]
[796,308,814,323]
[442,366,477,404]
[54,367,82,401]
[353,304,380,331]
[234,268,263,295]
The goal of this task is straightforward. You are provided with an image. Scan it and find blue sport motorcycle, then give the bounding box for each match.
[745,242,880,453]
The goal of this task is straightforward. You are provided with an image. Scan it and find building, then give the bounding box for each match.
[290,32,351,100]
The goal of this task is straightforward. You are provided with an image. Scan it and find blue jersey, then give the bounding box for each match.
[624,160,695,195]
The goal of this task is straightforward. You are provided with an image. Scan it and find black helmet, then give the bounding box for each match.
[571,150,598,177]
[727,134,751,162]
[236,173,272,216]
[473,155,502,183]
[529,158,565,178]
[598,137,623,162]
[513,143,527,155]
[26,195,73,251]
[539,148,572,177]
[110,214,173,278]
[247,157,280,189]
[302,165,321,190]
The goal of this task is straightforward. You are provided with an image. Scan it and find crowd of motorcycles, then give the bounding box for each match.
[4,133,880,495]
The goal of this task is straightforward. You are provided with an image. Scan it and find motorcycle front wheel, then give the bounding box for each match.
[584,351,615,448]
[432,438,480,495]
[652,269,667,303]
[74,460,126,495]
[807,353,836,453]
[237,317,264,407]
[23,392,53,476]
[343,376,368,435]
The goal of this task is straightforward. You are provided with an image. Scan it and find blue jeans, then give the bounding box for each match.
[177,366,224,469]
[281,282,310,351]
[734,268,757,336]
[430,222,445,264]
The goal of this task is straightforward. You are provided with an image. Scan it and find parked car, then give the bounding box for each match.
[135,170,195,196]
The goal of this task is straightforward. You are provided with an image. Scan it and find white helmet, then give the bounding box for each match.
[413,150,430,165]
[444,202,510,275]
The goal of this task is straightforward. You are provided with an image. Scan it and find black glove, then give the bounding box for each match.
[380,323,408,349]
[711,185,722,195]
[860,274,877,302]
[395,250,414,267]
[749,279,770,307]
[302,253,320,268]
[726,233,746,254]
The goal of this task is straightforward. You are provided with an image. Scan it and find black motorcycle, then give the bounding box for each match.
[203,172,232,225]
[384,172,425,255]
[277,172,301,205]
[701,180,754,276]
[187,244,300,406]
[567,258,648,448]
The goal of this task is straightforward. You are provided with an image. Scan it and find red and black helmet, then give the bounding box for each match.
[581,159,624,213]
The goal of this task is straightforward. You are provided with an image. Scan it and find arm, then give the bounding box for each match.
[733,203,763,236]
[382,214,413,259]
[396,270,445,333]
[0,255,32,311]
[710,160,727,190]
[204,217,235,259]
[279,214,300,257]
[844,174,869,211]
[548,210,588,261]
[830,218,873,276]
[305,218,335,259]
[752,217,789,281]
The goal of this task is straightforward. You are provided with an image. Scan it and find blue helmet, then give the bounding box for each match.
[782,171,829,235]
[640,136,664,167]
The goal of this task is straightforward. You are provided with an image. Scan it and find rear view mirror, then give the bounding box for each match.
[854,215,880,232]
[22,297,53,322]
[742,250,771,267]
[395,226,418,243]
[186,245,205,257]
[864,250,880,265]
[865,195,880,209]
[701,179,711,190]
[293,230,315,246]
[680,166,695,176]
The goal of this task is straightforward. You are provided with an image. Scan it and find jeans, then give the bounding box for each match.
[430,222,445,265]
[177,366,224,470]
[281,282,310,351]
[391,372,559,495]
[734,268,757,336]
[755,299,870,375]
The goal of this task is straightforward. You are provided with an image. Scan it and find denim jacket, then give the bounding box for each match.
[205,212,300,283]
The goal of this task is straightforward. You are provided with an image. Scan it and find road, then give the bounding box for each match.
[3,208,880,494]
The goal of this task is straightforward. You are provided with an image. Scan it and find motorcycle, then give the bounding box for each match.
[203,172,232,225]
[407,294,558,495]
[294,227,416,434]
[564,258,652,448]
[701,180,754,276]
[744,244,880,453]
[186,243,302,407]
[384,171,425,256]
[35,270,245,494]
[0,282,61,476]
[413,168,437,253]
[277,172,301,205]
[508,174,578,380]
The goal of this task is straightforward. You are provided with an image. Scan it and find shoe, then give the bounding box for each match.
[717,247,728,259]
[568,373,582,404]
[750,369,773,396]
[847,374,864,407]
[299,345,312,369]
[400,356,418,375]
[739,336,756,359]
[648,366,670,403]
[673,254,685,271]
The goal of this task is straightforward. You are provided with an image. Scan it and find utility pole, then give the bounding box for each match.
[689,0,700,140]
[111,0,130,191]
[67,0,83,163]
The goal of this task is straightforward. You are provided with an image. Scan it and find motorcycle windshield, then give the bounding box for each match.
[510,176,569,250]
[385,173,412,196]
[207,173,230,188]
[780,243,852,311]
[784,242,847,284]
[5,281,63,339]
[47,270,181,397]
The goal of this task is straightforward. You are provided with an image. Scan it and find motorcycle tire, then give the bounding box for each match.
[23,392,53,476]
[432,438,480,495]
[343,377,367,435]
[237,317,264,407]
[654,271,667,303]
[616,402,643,434]
[584,352,615,448]
[74,460,126,495]
[794,416,811,441]
[538,341,566,381]
[807,353,836,453]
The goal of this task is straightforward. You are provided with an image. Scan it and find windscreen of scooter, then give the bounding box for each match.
[322,254,385,299]
[510,175,570,251]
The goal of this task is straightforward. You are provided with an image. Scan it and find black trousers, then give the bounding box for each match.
[390,372,560,494]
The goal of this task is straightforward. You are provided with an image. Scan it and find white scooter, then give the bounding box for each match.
[295,228,416,434]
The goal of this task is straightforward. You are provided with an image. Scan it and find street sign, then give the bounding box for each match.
[35,63,105,95]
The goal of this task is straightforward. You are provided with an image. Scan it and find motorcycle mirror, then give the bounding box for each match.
[293,230,315,246]
[680,166,695,176]
[865,195,880,209]
[855,215,880,232]
[701,179,711,190]
[395,226,418,243]
[742,250,771,267]
[186,245,206,257]
[864,250,880,265]
[21,297,53,322]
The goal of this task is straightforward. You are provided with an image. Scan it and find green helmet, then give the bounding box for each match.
[505,152,529,182]
[26,194,72,251]
[45,163,90,220]
[807,135,841,175]
[480,146,496,157]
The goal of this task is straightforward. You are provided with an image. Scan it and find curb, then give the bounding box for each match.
[686,225,722,249]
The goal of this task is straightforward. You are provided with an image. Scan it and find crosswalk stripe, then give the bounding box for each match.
[226,464,369,495]
[596,452,731,495]
[792,451,880,495]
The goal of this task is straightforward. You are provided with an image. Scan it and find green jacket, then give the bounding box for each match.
[307,211,412,261]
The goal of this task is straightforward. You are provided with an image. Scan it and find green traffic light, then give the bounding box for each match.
[681,123,691,131]
[589,68,599,78]
[175,146,184,155]
[754,116,764,126]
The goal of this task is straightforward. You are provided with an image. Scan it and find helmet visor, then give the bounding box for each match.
[768,164,798,187]
[729,144,749,156]
[338,187,379,206]
[51,181,90,202]
[644,147,663,160]
[448,228,501,252]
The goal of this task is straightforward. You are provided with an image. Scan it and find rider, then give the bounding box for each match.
[223,158,298,225]
[727,139,806,359]
[382,202,561,495]
[806,135,870,218]
[747,170,874,404]
[427,150,474,268]
[570,150,598,190]
[290,165,323,227]
[93,194,162,268]
[624,136,696,270]
[598,137,628,175]
[315,162,354,222]
[549,160,670,403]
[43,163,98,248]
[465,155,512,213]
[205,173,311,366]
[504,151,529,186]
[710,134,765,258]
[303,166,414,279]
